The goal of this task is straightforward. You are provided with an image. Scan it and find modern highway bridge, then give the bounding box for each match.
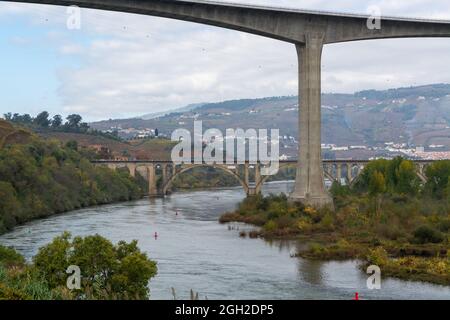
[6,0,450,206]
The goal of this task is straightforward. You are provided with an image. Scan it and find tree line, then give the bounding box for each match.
[4,112,89,132]
[3,111,122,141]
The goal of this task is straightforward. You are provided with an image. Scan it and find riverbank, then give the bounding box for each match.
[220,192,450,286]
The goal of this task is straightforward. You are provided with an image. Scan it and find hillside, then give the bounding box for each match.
[0,119,32,148]
[0,121,144,234]
[40,132,176,160]
[90,84,450,159]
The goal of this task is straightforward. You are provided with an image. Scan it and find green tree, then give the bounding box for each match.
[0,245,25,267]
[51,115,63,128]
[65,114,82,129]
[425,160,450,198]
[33,233,157,299]
[0,181,21,232]
[65,140,78,151]
[34,111,51,128]
[369,170,386,195]
[32,232,71,288]
[396,159,419,194]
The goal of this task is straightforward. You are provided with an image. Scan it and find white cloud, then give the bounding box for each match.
[1,0,450,120]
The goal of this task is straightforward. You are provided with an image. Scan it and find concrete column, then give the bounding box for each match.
[127,163,136,178]
[147,164,158,197]
[107,163,117,171]
[347,163,352,183]
[336,164,342,184]
[244,163,250,187]
[162,164,167,184]
[254,163,261,192]
[290,34,333,208]
[161,164,168,195]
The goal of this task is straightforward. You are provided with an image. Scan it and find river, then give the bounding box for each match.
[0,181,448,300]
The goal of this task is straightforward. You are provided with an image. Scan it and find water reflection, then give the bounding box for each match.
[297,259,325,286]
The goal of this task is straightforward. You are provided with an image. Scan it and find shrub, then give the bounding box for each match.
[309,243,326,255]
[319,213,335,231]
[437,219,450,233]
[297,217,312,232]
[0,245,25,267]
[276,215,295,229]
[367,247,389,266]
[376,223,406,241]
[413,225,445,244]
[263,220,277,232]
[0,282,30,300]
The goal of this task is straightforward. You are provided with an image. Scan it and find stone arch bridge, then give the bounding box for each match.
[92,160,433,197]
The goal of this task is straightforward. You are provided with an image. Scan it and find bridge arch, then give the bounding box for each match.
[162,164,249,195]
[255,162,337,192]
[256,162,293,189]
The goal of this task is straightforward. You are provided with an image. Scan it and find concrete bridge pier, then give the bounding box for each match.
[336,164,342,185]
[127,163,136,178]
[161,163,172,195]
[347,163,353,184]
[146,164,158,197]
[244,163,262,197]
[290,35,333,208]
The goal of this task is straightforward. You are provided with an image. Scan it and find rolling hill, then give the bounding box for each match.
[90,84,450,159]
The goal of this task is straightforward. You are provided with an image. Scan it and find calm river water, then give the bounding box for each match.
[0,181,448,300]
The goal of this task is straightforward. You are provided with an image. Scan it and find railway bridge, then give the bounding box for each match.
[92,159,433,197]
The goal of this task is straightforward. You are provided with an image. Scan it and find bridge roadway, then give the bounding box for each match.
[6,0,450,206]
[92,159,433,197]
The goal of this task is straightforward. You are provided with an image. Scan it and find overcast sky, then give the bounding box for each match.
[1,0,450,121]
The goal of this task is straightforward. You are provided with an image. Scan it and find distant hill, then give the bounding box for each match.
[140,103,206,120]
[90,84,450,158]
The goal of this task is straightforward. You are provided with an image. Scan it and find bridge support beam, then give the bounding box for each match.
[244,163,250,187]
[147,164,158,197]
[336,164,342,185]
[290,35,333,208]
[127,163,136,178]
[347,163,353,184]
[161,164,169,195]
[254,163,262,194]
